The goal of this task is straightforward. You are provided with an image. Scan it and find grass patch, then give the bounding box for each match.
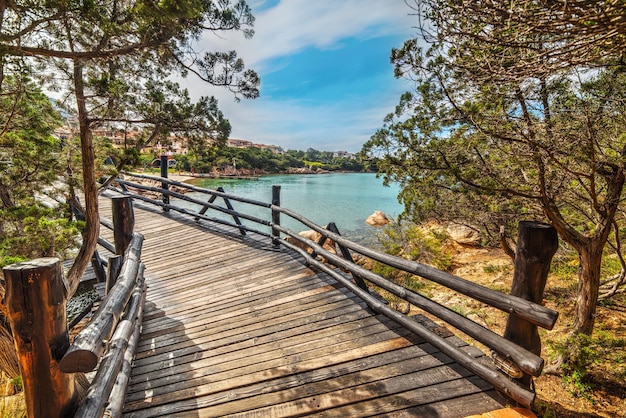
[0,392,26,418]
[482,264,511,274]
[546,331,626,401]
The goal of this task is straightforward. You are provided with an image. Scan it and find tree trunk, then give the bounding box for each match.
[572,241,604,335]
[66,59,100,298]
[4,258,78,417]
[0,179,13,208]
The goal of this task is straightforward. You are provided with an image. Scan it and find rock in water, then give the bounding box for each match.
[366,211,389,226]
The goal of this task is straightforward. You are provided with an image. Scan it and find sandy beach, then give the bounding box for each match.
[167,173,196,183]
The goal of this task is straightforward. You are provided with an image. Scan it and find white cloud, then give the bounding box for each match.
[204,0,416,68]
[220,86,407,152]
[184,0,418,152]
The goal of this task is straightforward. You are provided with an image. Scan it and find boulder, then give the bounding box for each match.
[446,224,481,246]
[366,211,390,226]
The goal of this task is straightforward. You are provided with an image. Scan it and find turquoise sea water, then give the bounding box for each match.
[181,173,403,243]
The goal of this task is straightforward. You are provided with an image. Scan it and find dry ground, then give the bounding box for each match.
[437,247,626,418]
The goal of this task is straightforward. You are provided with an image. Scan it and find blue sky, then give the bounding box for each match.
[184,0,418,153]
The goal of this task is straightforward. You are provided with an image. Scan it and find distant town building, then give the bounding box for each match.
[227,138,284,155]
[152,138,189,155]
[54,121,285,157]
[227,138,254,148]
[333,151,356,159]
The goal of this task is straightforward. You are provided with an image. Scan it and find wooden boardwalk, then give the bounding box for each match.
[97,197,508,417]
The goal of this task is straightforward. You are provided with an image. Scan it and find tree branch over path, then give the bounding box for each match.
[365,0,626,347]
[0,0,260,295]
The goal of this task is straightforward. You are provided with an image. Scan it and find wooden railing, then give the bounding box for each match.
[2,196,145,418]
[107,170,559,408]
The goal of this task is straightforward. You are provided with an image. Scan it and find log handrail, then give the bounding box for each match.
[111,173,558,328]
[278,225,545,374]
[280,237,536,407]
[103,171,561,408]
[60,233,144,373]
[3,194,146,418]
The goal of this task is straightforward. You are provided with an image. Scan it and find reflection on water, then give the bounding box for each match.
[177,173,403,245]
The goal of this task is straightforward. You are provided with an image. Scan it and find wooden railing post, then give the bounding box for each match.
[106,255,123,295]
[504,221,558,387]
[91,250,106,283]
[325,222,368,291]
[112,195,134,255]
[3,258,78,418]
[271,185,281,246]
[160,154,170,212]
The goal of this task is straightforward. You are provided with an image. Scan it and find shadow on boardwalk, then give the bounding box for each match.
[123,301,200,417]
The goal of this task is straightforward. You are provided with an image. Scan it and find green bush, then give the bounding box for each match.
[0,204,83,268]
[547,332,626,401]
[377,221,451,271]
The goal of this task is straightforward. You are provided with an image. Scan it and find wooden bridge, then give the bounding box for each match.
[3,169,560,417]
[101,197,508,417]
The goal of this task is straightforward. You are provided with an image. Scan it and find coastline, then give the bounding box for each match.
[162,169,376,183]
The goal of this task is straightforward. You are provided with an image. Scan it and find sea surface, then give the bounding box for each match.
[178,173,403,244]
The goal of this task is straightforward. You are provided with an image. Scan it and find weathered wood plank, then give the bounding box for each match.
[127,326,485,410]
[134,299,384,363]
[125,337,416,411]
[126,347,466,417]
[138,278,344,336]
[126,305,385,397]
[141,249,302,288]
[136,286,361,358]
[142,257,315,303]
[209,363,480,418]
[377,391,507,417]
[314,377,504,418]
[140,271,321,323]
[132,311,400,370]
[193,338,485,417]
[135,280,349,348]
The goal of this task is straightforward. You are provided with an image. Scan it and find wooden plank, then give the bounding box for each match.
[136,292,357,360]
[135,302,385,362]
[142,256,315,302]
[142,272,323,319]
[139,277,344,335]
[126,306,390,398]
[135,280,350,347]
[143,267,334,309]
[126,347,456,417]
[124,337,414,411]
[140,270,322,322]
[331,389,506,417]
[132,312,400,371]
[180,349,486,417]
[127,326,485,410]
[138,240,247,269]
[205,364,480,418]
[142,250,304,290]
[134,314,404,380]
[134,297,369,359]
